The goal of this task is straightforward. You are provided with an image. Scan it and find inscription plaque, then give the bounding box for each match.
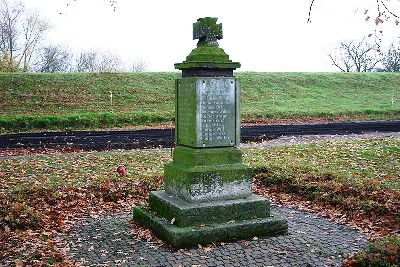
[176,77,239,148]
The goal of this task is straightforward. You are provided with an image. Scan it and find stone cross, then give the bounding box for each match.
[193,17,223,46]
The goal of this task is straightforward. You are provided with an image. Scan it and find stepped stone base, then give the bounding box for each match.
[164,147,253,203]
[132,190,288,248]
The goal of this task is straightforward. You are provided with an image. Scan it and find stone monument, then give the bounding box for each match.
[132,17,287,248]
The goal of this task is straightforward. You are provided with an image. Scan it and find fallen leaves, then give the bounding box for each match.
[0,149,169,265]
[251,137,400,239]
[1,137,398,265]
[203,246,213,253]
[15,259,23,267]
[129,221,163,245]
[251,137,399,267]
[343,234,400,266]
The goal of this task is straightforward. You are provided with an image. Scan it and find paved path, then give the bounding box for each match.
[1,120,399,150]
[67,206,367,267]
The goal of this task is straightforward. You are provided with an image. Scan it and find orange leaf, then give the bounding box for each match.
[344,258,359,266]
[13,202,25,213]
[375,17,384,25]
[15,259,23,267]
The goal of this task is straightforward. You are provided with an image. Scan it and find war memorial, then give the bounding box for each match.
[132,17,288,248]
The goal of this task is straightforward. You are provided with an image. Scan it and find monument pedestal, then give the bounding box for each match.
[133,194,287,248]
[164,146,252,202]
[132,146,288,248]
[132,17,287,248]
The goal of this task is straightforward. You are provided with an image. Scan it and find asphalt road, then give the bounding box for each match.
[0,120,399,150]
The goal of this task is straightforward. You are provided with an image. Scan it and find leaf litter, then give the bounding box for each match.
[0,136,399,265]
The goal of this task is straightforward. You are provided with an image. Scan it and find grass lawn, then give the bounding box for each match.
[0,137,399,265]
[0,72,399,133]
[250,138,399,229]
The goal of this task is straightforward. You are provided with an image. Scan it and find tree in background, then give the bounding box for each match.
[0,0,23,71]
[75,50,99,72]
[96,51,122,72]
[0,0,49,72]
[34,45,72,73]
[73,50,125,72]
[131,60,147,72]
[328,38,383,72]
[382,42,400,72]
[20,11,49,71]
[328,37,400,72]
[0,51,18,71]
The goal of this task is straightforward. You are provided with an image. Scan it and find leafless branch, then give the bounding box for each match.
[379,0,400,18]
[307,0,316,23]
[327,38,383,72]
[308,0,399,23]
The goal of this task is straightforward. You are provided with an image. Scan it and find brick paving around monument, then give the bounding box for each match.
[67,205,367,267]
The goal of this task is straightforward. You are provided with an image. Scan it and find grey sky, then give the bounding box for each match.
[22,0,400,72]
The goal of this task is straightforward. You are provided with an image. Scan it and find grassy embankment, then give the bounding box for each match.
[0,72,399,134]
[0,137,399,265]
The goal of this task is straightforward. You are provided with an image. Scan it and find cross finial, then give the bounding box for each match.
[193,17,223,47]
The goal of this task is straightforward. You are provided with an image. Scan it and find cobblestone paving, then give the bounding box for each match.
[67,206,367,267]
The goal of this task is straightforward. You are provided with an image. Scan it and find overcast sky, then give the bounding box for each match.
[22,0,400,72]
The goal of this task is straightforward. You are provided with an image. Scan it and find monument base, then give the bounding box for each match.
[164,146,253,203]
[132,190,288,248]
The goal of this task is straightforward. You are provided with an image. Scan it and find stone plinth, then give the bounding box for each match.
[133,202,287,248]
[164,147,252,202]
[132,17,287,248]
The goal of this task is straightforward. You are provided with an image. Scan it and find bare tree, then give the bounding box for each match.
[382,42,400,72]
[73,50,130,72]
[0,0,23,71]
[328,39,382,72]
[75,50,99,72]
[19,11,49,71]
[34,45,72,73]
[0,0,49,72]
[97,51,122,72]
[131,59,147,72]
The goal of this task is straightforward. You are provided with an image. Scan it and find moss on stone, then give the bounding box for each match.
[132,204,288,248]
[186,46,230,62]
[132,17,288,248]
[172,146,243,166]
[164,162,252,202]
[148,190,270,227]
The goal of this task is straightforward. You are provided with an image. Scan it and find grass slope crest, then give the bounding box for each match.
[0,72,399,133]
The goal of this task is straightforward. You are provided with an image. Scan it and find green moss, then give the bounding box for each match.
[132,204,287,248]
[148,191,270,227]
[172,146,243,166]
[174,45,241,68]
[164,162,252,202]
[186,46,231,62]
